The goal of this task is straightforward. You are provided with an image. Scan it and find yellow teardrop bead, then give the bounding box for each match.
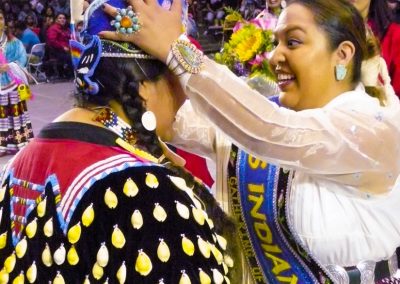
[212,269,224,284]
[82,203,95,227]
[116,261,126,284]
[43,217,54,237]
[211,244,223,265]
[197,237,210,258]
[224,255,234,268]
[15,237,28,258]
[26,218,38,239]
[222,262,228,275]
[157,239,170,263]
[37,197,47,217]
[145,173,159,188]
[111,225,126,249]
[216,234,227,251]
[104,188,118,209]
[4,252,16,273]
[168,175,191,191]
[135,250,152,276]
[92,262,104,280]
[153,203,167,222]
[83,275,90,284]
[53,272,65,284]
[67,245,79,265]
[0,232,7,249]
[67,222,82,244]
[26,261,37,283]
[0,268,9,284]
[53,243,66,265]
[96,243,109,267]
[192,206,205,226]
[123,178,139,197]
[176,201,190,219]
[179,271,191,284]
[0,207,3,226]
[12,272,24,284]
[206,218,214,229]
[131,210,143,229]
[181,235,195,256]
[224,276,231,284]
[42,243,53,267]
[199,269,212,284]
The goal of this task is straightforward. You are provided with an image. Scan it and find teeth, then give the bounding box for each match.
[278,74,295,81]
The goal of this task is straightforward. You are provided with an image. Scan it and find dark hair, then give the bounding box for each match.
[14,20,27,31]
[74,57,241,280]
[287,0,367,84]
[368,0,393,39]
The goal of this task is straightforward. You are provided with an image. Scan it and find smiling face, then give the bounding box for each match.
[269,3,346,110]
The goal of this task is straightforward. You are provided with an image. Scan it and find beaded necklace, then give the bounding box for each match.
[92,107,161,163]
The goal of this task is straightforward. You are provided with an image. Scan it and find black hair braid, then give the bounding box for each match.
[118,81,163,156]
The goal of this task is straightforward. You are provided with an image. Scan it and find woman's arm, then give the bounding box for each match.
[180,57,400,176]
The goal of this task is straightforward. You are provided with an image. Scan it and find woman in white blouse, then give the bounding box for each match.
[101,0,400,282]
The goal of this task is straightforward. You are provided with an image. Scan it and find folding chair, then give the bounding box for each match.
[27,43,47,83]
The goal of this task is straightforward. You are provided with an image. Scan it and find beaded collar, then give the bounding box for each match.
[92,107,161,163]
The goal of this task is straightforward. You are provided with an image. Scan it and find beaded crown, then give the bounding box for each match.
[69,0,188,94]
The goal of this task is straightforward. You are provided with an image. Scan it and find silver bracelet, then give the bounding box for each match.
[166,35,204,76]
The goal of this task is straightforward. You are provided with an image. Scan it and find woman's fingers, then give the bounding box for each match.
[101,3,119,17]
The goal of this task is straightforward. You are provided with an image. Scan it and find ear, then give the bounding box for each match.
[137,81,151,102]
[335,40,355,66]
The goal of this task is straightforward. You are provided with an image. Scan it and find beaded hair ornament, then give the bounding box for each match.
[69,0,188,95]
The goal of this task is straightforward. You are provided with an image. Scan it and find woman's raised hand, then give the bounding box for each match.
[99,0,183,62]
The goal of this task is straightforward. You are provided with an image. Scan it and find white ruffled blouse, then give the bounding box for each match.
[174,56,400,267]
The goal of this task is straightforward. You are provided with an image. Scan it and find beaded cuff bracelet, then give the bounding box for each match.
[167,37,204,76]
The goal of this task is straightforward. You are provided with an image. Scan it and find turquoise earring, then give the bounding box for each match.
[335,64,347,81]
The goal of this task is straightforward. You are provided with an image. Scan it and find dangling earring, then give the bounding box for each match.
[281,0,287,8]
[335,64,347,81]
[141,111,157,131]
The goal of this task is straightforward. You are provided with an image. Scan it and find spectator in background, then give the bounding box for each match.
[46,13,72,78]
[14,20,40,53]
[50,0,70,17]
[26,14,40,36]
[1,1,14,22]
[205,0,225,27]
[18,2,37,25]
[0,11,33,156]
[388,0,400,23]
[39,7,55,42]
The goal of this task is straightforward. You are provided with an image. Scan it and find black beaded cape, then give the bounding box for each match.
[0,122,231,283]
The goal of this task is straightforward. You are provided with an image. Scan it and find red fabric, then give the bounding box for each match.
[176,148,214,188]
[46,23,71,50]
[11,138,131,197]
[381,23,400,97]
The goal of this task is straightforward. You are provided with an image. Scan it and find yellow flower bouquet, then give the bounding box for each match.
[215,11,276,80]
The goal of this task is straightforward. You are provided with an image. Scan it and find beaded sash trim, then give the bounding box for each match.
[2,172,63,246]
[227,145,334,283]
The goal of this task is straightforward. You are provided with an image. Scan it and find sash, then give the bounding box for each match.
[227,145,333,284]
